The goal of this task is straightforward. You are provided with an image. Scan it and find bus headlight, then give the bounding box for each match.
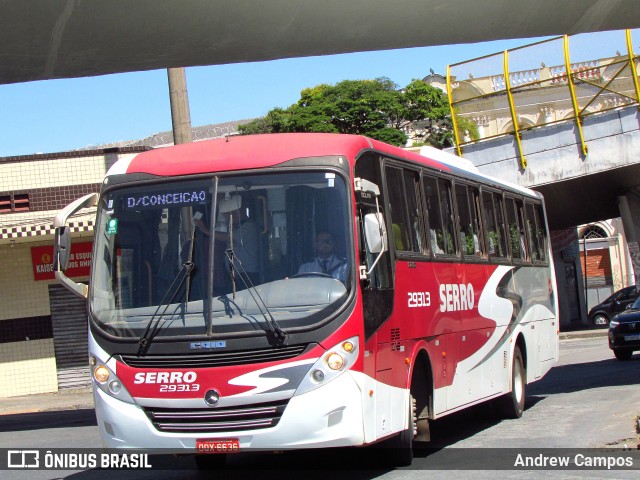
[294,336,359,397]
[326,352,345,370]
[93,365,110,383]
[90,356,134,404]
[108,380,122,395]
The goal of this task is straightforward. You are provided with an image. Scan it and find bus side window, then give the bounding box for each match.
[482,190,508,260]
[423,175,456,256]
[455,183,483,258]
[403,169,424,253]
[505,196,529,262]
[526,202,547,263]
[384,165,423,254]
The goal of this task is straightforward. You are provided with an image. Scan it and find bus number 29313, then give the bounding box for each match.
[408,291,431,308]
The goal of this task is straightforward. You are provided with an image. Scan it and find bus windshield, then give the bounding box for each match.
[90,170,352,340]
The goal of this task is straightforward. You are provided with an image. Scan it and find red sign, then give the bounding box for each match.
[31,242,93,281]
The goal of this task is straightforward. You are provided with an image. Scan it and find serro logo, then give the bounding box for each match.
[439,283,475,312]
[134,371,197,384]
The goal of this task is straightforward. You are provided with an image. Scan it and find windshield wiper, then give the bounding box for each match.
[225,248,287,343]
[137,261,194,356]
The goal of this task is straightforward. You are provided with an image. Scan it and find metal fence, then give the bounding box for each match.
[447,29,640,170]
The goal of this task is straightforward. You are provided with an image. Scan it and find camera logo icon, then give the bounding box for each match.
[7,450,40,468]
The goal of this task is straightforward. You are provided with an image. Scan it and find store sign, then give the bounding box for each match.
[31,242,93,281]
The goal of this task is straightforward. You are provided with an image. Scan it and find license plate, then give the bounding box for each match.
[196,438,240,454]
[624,334,640,341]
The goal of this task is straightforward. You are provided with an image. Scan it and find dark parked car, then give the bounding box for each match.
[608,295,640,360]
[588,285,638,327]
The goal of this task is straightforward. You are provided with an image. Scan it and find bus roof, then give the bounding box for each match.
[110,133,538,198]
[113,133,449,177]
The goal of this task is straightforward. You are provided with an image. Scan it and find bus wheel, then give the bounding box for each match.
[195,454,227,469]
[383,394,415,466]
[497,346,525,419]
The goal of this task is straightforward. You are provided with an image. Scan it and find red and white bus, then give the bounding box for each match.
[54,133,558,466]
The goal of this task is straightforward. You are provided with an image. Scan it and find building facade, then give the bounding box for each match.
[578,219,635,310]
[0,148,146,397]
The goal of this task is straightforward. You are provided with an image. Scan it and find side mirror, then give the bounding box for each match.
[364,213,388,254]
[53,226,71,271]
[355,178,387,280]
[361,212,388,280]
[53,193,98,298]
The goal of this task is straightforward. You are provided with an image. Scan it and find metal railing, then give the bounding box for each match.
[447,29,640,170]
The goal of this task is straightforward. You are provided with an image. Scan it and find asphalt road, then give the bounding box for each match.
[1,336,638,479]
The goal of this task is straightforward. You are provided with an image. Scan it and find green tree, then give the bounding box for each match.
[239,77,455,147]
[454,114,480,144]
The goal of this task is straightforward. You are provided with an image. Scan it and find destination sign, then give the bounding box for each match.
[123,189,208,210]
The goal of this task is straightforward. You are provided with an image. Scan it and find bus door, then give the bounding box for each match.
[354,155,398,440]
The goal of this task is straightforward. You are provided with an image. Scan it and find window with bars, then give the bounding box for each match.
[0,193,30,213]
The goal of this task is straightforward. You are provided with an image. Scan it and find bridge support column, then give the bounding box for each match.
[617,192,640,288]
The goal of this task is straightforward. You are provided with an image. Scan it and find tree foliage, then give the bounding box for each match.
[239,77,456,148]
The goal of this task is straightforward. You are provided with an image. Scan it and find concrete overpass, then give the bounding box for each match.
[460,106,640,231]
[2,0,640,85]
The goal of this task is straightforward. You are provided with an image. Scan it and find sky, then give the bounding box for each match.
[0,29,635,158]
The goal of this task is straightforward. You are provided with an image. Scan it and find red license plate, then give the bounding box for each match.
[196,438,240,454]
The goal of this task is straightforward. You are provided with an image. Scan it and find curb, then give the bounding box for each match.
[1,387,94,416]
[559,329,608,340]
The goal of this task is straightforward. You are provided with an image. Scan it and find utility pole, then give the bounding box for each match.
[167,67,193,145]
[167,67,195,311]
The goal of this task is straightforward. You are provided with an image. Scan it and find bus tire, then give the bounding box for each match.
[497,346,525,419]
[195,454,227,469]
[383,394,415,467]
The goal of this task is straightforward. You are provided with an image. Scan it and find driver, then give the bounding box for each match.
[297,231,347,283]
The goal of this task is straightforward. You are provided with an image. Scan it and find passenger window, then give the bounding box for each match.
[506,197,528,261]
[456,183,483,258]
[423,175,457,256]
[385,166,422,253]
[482,191,508,259]
[525,202,547,262]
[403,169,423,253]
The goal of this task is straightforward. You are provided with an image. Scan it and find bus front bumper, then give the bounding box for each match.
[94,370,365,451]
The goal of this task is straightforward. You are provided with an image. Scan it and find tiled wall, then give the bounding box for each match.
[1,183,102,213]
[0,149,145,397]
[0,154,107,191]
[0,241,54,319]
[0,242,58,397]
[0,339,58,396]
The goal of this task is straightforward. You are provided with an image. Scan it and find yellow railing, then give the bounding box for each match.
[447,29,640,170]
